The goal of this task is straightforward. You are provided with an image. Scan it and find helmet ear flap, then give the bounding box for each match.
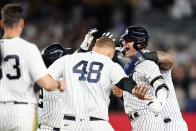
[133,39,147,50]
[133,42,140,50]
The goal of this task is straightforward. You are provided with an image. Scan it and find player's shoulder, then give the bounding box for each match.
[110,62,124,71]
[139,60,157,67]
[160,69,171,75]
[1,37,32,45]
[54,54,71,63]
[15,37,31,44]
[136,60,159,71]
[17,37,38,48]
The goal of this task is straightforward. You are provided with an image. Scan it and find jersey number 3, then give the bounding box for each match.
[0,55,21,79]
[73,60,103,83]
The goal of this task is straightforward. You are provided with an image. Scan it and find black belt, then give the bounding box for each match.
[0,101,28,104]
[128,112,139,120]
[164,118,171,123]
[64,115,104,121]
[38,124,60,131]
[14,101,28,104]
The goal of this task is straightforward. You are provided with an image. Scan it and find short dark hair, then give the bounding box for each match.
[1,3,23,28]
[95,37,115,50]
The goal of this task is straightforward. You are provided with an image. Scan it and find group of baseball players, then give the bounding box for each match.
[0,3,188,131]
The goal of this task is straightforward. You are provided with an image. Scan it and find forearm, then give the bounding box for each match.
[157,51,174,70]
[150,75,169,100]
[156,88,168,102]
[144,51,174,70]
[36,75,60,91]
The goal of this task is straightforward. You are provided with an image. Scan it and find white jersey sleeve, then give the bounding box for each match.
[109,62,128,85]
[28,44,48,81]
[138,60,162,85]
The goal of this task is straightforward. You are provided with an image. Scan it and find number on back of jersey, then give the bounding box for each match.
[72,60,103,83]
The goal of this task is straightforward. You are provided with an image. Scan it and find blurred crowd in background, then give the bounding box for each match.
[0,0,196,112]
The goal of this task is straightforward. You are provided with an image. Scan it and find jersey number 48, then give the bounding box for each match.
[73,60,103,83]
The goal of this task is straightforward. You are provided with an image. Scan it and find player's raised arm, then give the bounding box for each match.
[142,51,174,70]
[78,28,98,52]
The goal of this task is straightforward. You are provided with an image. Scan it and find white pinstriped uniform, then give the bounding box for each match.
[48,51,127,131]
[123,60,165,131]
[0,37,48,131]
[160,70,188,131]
[37,89,64,131]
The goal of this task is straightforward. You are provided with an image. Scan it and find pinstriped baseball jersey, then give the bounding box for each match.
[122,59,165,131]
[123,60,162,113]
[160,70,188,131]
[160,70,181,118]
[0,37,48,104]
[38,46,74,128]
[38,89,64,128]
[48,51,127,121]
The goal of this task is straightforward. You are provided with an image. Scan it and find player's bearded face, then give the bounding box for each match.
[123,41,136,58]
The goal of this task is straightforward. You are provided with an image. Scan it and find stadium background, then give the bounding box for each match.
[0,0,196,130]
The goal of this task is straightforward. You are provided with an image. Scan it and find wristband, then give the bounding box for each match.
[77,47,89,53]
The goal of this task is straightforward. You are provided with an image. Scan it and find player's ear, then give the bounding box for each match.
[0,20,4,28]
[92,46,95,51]
[108,50,115,59]
[19,19,24,29]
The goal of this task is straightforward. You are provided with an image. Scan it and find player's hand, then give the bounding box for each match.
[147,99,165,114]
[57,80,65,92]
[102,32,115,41]
[132,85,151,100]
[112,86,123,97]
[80,28,98,50]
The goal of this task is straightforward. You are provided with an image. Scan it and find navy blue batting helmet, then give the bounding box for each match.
[120,26,149,50]
[41,43,75,67]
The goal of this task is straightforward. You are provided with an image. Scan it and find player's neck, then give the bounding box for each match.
[93,48,113,59]
[3,28,22,39]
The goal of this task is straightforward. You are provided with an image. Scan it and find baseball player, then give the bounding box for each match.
[37,29,98,131]
[113,26,188,131]
[113,53,188,131]
[117,26,170,131]
[37,44,75,131]
[48,36,151,131]
[0,3,64,131]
